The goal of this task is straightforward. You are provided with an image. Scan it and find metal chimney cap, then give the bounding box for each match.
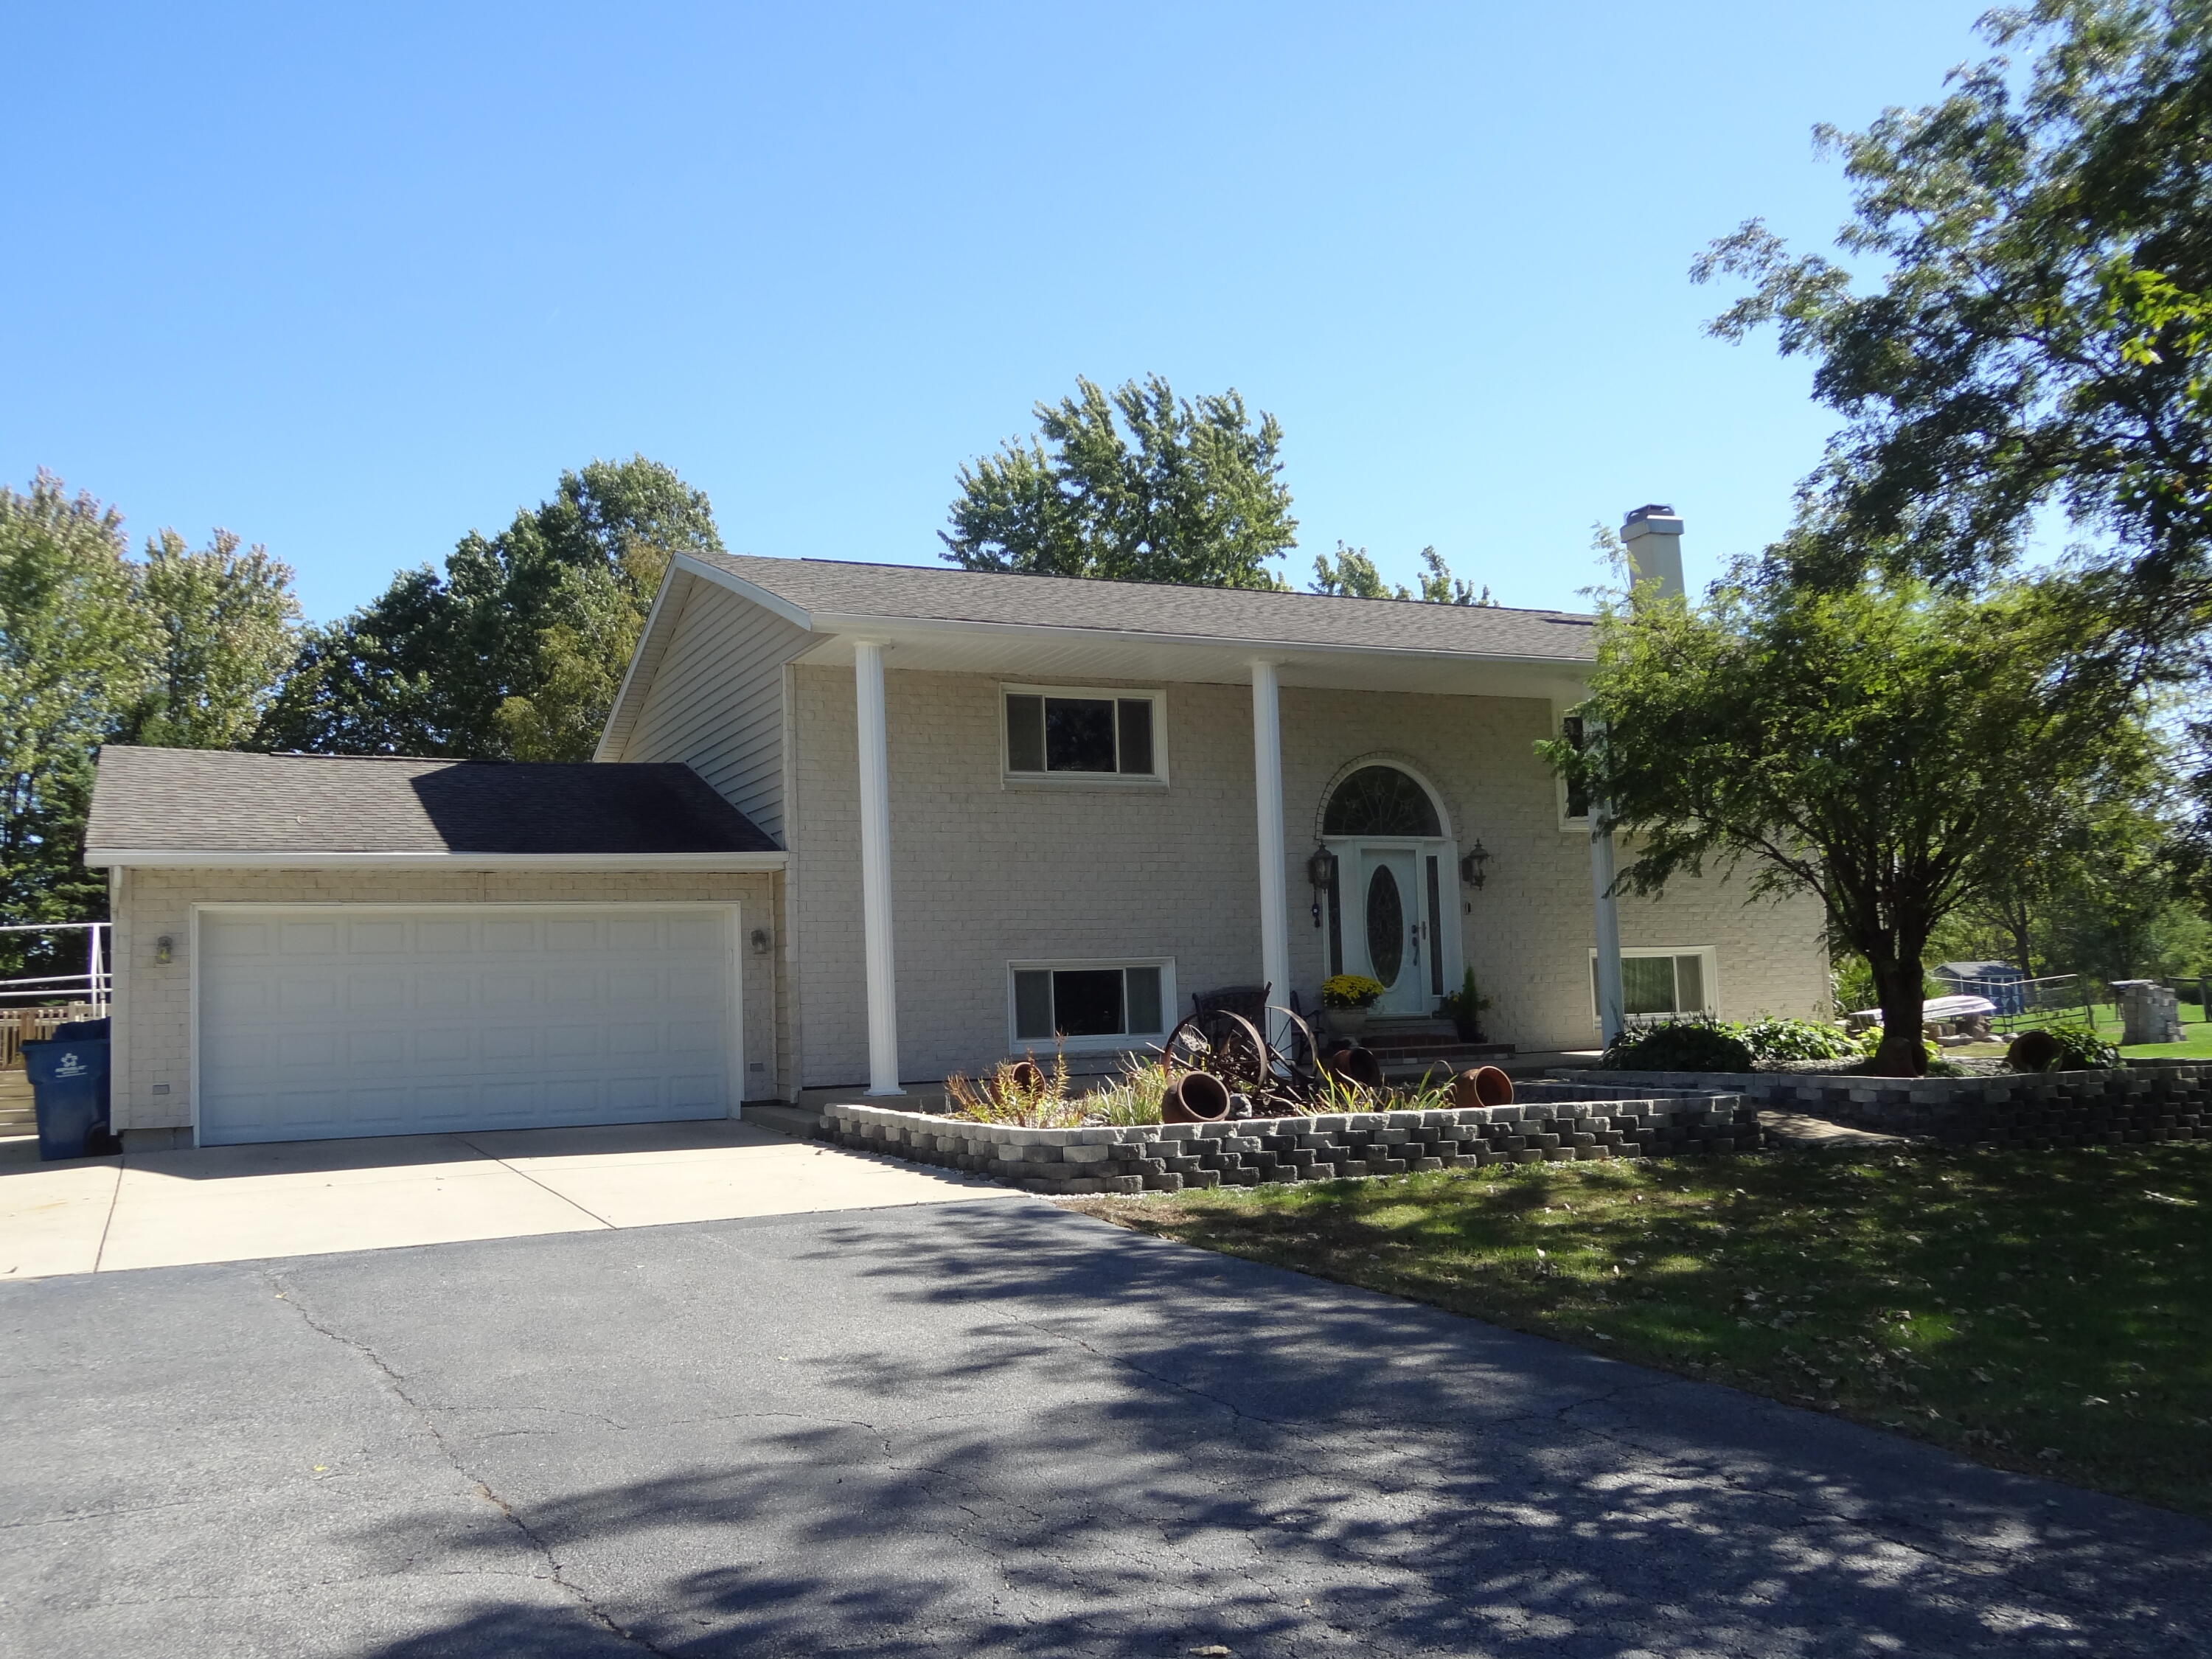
[1623,503,1677,524]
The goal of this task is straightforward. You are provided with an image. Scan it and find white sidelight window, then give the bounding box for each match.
[1002,686,1166,782]
[1589,947,1717,1020]
[1009,959,1174,1051]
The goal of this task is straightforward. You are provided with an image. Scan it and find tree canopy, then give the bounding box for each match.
[1547,545,2158,1074]
[1696,0,2212,652]
[0,474,299,975]
[941,375,1298,589]
[1311,543,1495,605]
[260,456,722,760]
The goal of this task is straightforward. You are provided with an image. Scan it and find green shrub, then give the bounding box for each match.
[2009,1026,2122,1073]
[1742,1016,1862,1064]
[1602,1018,1754,1074]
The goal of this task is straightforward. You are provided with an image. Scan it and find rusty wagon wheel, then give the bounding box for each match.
[1163,1009,1271,1098]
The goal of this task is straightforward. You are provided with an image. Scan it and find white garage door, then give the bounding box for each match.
[197,905,737,1146]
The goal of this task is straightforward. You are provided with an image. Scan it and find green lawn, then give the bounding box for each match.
[1069,1143,2212,1518]
[2120,1020,2212,1060]
[1952,1012,2212,1060]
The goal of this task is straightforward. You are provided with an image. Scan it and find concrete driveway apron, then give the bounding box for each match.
[0,1119,1013,1278]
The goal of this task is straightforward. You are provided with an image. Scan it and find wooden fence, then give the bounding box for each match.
[0,1006,97,1071]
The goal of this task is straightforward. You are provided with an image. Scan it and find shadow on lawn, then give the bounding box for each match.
[345,1198,2212,1658]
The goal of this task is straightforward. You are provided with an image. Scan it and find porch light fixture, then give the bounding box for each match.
[1306,846,1338,928]
[1459,841,1491,889]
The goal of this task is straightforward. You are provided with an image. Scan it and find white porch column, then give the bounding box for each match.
[1250,660,1292,1046]
[1590,806,1626,1047]
[854,639,902,1096]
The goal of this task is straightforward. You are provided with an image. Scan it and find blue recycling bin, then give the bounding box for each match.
[23,1020,113,1161]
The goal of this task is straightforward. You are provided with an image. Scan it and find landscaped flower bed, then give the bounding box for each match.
[822,1082,1761,1196]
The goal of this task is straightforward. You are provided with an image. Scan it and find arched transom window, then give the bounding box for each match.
[1323,765,1441,838]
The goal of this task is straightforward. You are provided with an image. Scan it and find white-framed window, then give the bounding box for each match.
[1001,685,1166,782]
[1557,709,1590,826]
[1590,947,1717,1020]
[1009,958,1175,1051]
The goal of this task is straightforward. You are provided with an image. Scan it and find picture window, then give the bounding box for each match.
[1010,961,1169,1048]
[1004,688,1164,779]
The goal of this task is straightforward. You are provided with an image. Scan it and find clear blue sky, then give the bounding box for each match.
[4,1,1994,624]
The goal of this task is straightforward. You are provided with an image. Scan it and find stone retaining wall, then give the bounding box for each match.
[1573,1065,2212,1147]
[821,1084,1761,1197]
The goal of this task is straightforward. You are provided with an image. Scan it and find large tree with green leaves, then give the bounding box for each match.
[942,375,1297,588]
[1310,543,1495,605]
[124,528,301,749]
[1697,0,2212,649]
[0,476,152,970]
[0,476,302,976]
[1547,547,2160,1075]
[260,456,722,760]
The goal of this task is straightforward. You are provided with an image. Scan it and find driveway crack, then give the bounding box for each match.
[264,1270,674,1657]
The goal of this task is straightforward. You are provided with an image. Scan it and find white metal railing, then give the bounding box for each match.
[0,922,111,1014]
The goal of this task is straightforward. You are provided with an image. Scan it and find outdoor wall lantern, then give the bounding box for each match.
[1458,841,1491,889]
[154,935,174,964]
[1306,846,1338,928]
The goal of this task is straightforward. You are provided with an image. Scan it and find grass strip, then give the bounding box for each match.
[1066,1141,2212,1518]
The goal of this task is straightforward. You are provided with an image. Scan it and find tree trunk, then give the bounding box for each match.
[1868,953,1930,1077]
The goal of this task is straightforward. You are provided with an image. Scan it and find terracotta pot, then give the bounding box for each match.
[1161,1071,1232,1123]
[1321,1045,1384,1091]
[1450,1065,1513,1110]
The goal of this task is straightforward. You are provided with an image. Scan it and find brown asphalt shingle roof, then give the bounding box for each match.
[86,748,779,856]
[696,553,1598,661]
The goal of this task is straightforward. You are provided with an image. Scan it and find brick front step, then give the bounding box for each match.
[1378,1049,1514,1080]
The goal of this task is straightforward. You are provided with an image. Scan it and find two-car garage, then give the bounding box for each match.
[86,748,787,1150]
[195,905,739,1146]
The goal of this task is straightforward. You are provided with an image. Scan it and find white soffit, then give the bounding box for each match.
[787,622,1590,700]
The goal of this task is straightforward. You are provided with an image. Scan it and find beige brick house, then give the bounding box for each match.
[87,530,1829,1148]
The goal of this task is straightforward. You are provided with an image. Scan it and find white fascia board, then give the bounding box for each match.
[83,849,790,872]
[808,609,1596,673]
[672,552,818,630]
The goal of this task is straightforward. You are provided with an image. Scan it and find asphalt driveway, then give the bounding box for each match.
[4,1197,2208,1658]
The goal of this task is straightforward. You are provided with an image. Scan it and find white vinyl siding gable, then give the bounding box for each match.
[619,578,810,844]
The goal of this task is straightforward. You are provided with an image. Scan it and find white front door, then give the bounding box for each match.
[1352,847,1427,1016]
[196,905,738,1146]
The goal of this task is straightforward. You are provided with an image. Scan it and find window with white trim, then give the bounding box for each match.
[1003,686,1165,780]
[1009,959,1172,1050]
[1590,947,1717,1019]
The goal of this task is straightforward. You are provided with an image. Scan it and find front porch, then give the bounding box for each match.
[814,631,1605,1096]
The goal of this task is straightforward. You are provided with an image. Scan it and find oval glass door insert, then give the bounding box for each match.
[1366,864,1404,987]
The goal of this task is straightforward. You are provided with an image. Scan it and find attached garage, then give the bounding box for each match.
[86,748,787,1150]
[197,905,739,1145]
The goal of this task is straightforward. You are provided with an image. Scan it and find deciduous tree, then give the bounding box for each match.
[0,477,153,975]
[1547,544,2158,1074]
[125,529,300,749]
[1311,543,1495,605]
[1697,0,2212,652]
[260,456,722,759]
[942,375,1296,589]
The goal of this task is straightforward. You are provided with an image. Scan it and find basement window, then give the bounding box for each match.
[1009,960,1173,1051]
[1003,686,1165,782]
